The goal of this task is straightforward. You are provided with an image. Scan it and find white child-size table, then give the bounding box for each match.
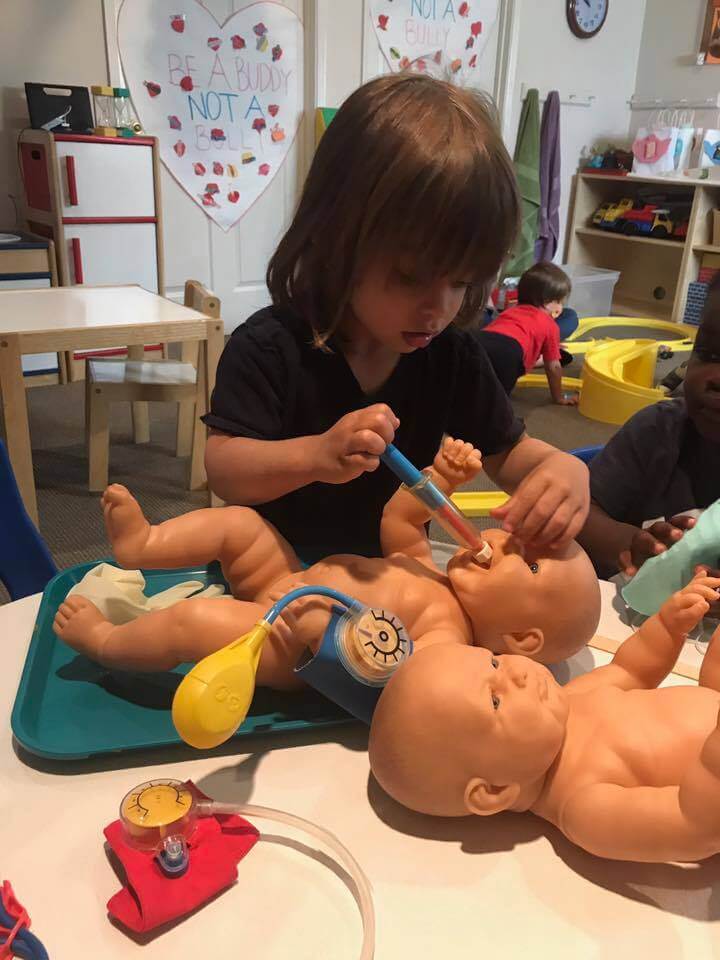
[0,285,225,525]
[2,581,720,959]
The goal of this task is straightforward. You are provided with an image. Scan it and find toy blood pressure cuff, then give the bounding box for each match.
[105,782,258,934]
[295,604,412,724]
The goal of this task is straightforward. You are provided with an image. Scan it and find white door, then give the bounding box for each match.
[106,0,310,333]
[63,222,159,291]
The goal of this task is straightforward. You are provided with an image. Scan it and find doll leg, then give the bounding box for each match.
[54,595,306,689]
[699,623,720,692]
[101,484,302,600]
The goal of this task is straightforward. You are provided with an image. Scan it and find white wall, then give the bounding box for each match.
[0,0,109,228]
[634,0,720,132]
[507,0,647,259]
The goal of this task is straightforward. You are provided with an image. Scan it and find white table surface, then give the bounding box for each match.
[0,285,206,335]
[2,582,720,960]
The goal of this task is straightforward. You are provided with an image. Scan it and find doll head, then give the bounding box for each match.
[447,528,601,663]
[369,644,568,817]
[267,73,519,351]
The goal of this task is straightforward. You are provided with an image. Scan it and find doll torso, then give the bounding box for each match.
[537,684,720,826]
[259,553,473,648]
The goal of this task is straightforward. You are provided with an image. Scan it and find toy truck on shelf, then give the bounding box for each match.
[591,199,689,241]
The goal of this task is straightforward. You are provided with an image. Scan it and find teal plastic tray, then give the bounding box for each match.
[11,561,351,760]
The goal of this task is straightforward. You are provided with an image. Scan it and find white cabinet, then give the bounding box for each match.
[20,130,164,295]
[55,140,156,219]
[63,223,158,290]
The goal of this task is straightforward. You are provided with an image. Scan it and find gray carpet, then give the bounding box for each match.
[15,373,617,575]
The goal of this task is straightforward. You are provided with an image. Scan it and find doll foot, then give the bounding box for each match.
[101,484,151,567]
[53,596,114,663]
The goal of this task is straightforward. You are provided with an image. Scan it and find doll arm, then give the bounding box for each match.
[570,576,720,694]
[380,439,482,564]
[562,712,720,862]
[560,782,720,862]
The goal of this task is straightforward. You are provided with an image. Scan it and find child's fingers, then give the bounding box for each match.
[525,502,574,547]
[343,452,380,475]
[630,531,666,569]
[645,520,684,548]
[349,429,387,457]
[618,550,638,577]
[508,487,560,543]
[491,474,549,531]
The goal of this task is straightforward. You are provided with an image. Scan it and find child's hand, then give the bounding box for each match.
[619,516,698,577]
[316,404,399,484]
[554,395,579,407]
[431,437,483,489]
[658,575,720,637]
[491,452,589,547]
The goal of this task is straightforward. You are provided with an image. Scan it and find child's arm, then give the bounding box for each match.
[485,436,589,547]
[206,404,399,504]
[571,576,720,694]
[578,502,694,577]
[380,438,482,563]
[544,359,578,406]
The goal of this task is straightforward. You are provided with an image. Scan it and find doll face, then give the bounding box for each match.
[348,257,471,354]
[369,643,568,816]
[446,528,600,662]
[452,646,568,785]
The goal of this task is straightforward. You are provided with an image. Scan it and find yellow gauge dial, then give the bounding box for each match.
[120,779,194,830]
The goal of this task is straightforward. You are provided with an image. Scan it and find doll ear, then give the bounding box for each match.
[502,628,544,658]
[464,778,520,816]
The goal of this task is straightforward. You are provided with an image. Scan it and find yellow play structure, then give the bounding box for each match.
[512,316,697,426]
[450,316,697,516]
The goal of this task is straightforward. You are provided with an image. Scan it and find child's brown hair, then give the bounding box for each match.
[267,73,520,347]
[517,261,572,308]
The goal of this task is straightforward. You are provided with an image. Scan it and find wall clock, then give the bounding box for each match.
[567,0,608,39]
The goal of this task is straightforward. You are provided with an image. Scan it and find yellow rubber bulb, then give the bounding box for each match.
[171,621,271,749]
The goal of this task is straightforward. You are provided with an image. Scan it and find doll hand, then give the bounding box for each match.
[619,516,697,577]
[266,581,309,645]
[316,404,399,484]
[431,437,483,489]
[658,576,720,637]
[492,452,589,548]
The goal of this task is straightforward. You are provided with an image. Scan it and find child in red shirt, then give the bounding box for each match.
[478,262,578,405]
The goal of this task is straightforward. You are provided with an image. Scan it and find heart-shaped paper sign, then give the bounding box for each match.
[118,0,303,231]
[370,0,498,78]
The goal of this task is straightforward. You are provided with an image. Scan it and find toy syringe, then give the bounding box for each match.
[381,444,493,563]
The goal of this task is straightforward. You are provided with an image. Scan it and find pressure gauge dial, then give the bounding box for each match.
[120,779,197,848]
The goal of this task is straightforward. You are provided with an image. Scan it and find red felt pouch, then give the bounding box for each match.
[104,784,259,934]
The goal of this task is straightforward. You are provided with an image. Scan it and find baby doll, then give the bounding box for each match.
[54,439,600,690]
[369,573,720,863]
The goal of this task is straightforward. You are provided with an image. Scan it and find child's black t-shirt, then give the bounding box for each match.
[203,307,525,562]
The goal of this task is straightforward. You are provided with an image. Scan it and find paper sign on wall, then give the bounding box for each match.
[118,0,303,231]
[370,0,499,78]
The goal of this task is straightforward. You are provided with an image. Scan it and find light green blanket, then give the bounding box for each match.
[622,500,720,616]
[504,88,541,278]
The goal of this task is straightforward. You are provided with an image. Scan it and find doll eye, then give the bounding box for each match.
[492,694,500,710]
[528,562,540,575]
[491,657,499,669]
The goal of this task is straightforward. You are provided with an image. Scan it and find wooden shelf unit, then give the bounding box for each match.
[566,173,720,324]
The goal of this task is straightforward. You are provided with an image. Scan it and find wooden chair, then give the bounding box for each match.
[85,280,220,492]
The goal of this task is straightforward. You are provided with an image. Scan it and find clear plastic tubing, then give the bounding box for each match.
[196,801,375,960]
[380,444,492,563]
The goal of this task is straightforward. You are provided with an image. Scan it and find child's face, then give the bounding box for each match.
[543,300,564,320]
[349,258,473,353]
[446,528,600,662]
[686,303,720,442]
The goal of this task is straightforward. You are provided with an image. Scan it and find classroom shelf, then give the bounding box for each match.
[567,172,720,324]
[693,243,720,254]
[575,227,685,250]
